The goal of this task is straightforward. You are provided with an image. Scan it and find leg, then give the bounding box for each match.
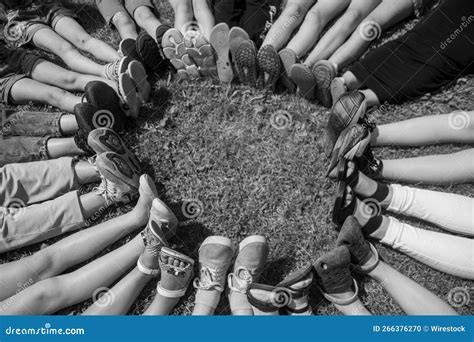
[46,137,88,158]
[261,0,312,51]
[167,0,194,34]
[112,12,139,40]
[53,16,119,63]
[32,27,106,77]
[239,0,281,47]
[10,78,82,113]
[304,0,381,66]
[132,5,163,39]
[286,0,350,57]
[0,235,143,315]
[329,0,413,69]
[192,0,215,40]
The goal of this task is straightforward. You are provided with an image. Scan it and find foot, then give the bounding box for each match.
[127,60,151,104]
[278,48,297,93]
[94,151,140,206]
[313,60,337,108]
[87,127,141,173]
[331,77,347,103]
[256,45,281,91]
[84,81,127,122]
[234,39,258,87]
[136,30,165,74]
[277,265,314,315]
[137,245,160,276]
[290,64,316,100]
[74,103,126,134]
[229,26,249,61]
[118,38,138,60]
[158,247,194,298]
[247,283,290,315]
[118,72,140,119]
[103,56,132,82]
[132,174,159,226]
[209,23,233,83]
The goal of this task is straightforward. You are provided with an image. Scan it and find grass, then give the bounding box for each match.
[1,0,473,316]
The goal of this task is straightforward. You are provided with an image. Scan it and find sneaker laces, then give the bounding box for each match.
[104,58,120,81]
[228,266,254,293]
[193,265,226,292]
[93,176,128,206]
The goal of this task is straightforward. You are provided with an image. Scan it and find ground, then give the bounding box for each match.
[1,0,473,316]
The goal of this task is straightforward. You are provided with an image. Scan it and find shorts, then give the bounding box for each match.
[0,53,45,104]
[4,1,77,47]
[1,110,63,137]
[0,136,51,167]
[95,0,154,25]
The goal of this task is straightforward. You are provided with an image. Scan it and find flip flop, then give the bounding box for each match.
[290,64,316,100]
[127,60,150,104]
[234,39,258,87]
[256,45,281,91]
[278,48,297,93]
[229,26,249,60]
[118,73,140,119]
[210,23,233,83]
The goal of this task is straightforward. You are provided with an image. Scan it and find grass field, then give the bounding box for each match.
[1,0,473,316]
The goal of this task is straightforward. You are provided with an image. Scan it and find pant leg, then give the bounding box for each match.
[1,109,63,137]
[0,136,51,167]
[240,0,281,47]
[0,157,78,206]
[0,190,86,253]
[388,184,474,237]
[381,217,474,280]
[212,0,240,27]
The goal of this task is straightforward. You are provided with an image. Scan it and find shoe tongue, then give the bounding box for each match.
[201,244,232,266]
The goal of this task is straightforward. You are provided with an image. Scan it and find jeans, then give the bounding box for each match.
[381,184,474,279]
[0,157,85,253]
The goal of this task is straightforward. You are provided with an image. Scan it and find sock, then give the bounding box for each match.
[362,215,383,236]
[368,183,390,203]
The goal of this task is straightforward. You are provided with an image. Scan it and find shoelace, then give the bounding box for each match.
[93,177,120,207]
[193,266,226,292]
[228,267,254,293]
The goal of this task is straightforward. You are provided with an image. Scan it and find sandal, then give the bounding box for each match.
[157,247,194,298]
[354,145,384,178]
[337,216,380,274]
[314,246,359,306]
[247,283,292,313]
[332,185,357,229]
[277,264,314,314]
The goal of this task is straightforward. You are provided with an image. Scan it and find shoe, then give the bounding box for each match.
[94,152,140,206]
[331,77,347,103]
[323,90,367,157]
[149,197,178,239]
[157,247,194,298]
[136,30,164,74]
[313,60,337,108]
[290,64,316,100]
[276,264,314,315]
[118,38,138,60]
[256,45,281,91]
[278,48,297,93]
[314,246,359,306]
[155,24,172,53]
[74,103,126,133]
[336,216,380,274]
[118,72,140,119]
[210,23,233,83]
[193,236,234,292]
[186,43,216,77]
[229,26,249,61]
[87,127,140,173]
[127,60,151,104]
[162,28,187,60]
[332,185,357,228]
[234,39,258,87]
[84,81,127,121]
[104,56,132,82]
[354,146,383,178]
[228,235,268,295]
[247,283,292,313]
[326,124,371,178]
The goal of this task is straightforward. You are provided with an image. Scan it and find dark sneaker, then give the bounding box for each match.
[290,64,316,100]
[278,48,297,93]
[210,23,233,83]
[74,102,126,133]
[118,38,138,60]
[87,127,141,173]
[136,30,165,74]
[257,45,281,91]
[84,81,127,121]
[313,60,337,108]
[323,90,367,157]
[234,39,258,87]
[94,152,140,206]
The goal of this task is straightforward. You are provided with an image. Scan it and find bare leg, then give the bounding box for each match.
[192,290,220,315]
[32,27,106,77]
[10,78,82,113]
[74,160,100,184]
[304,0,381,66]
[59,115,80,136]
[192,0,215,40]
[112,11,139,40]
[47,137,87,158]
[262,0,312,51]
[168,0,194,34]
[333,293,372,315]
[286,0,350,57]
[133,6,164,39]
[53,16,119,63]
[0,235,143,315]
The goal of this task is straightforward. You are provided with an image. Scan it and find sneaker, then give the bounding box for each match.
[228,236,268,294]
[323,90,367,157]
[193,236,234,292]
[74,103,126,133]
[118,72,140,119]
[155,24,172,54]
[104,56,132,82]
[331,77,347,103]
[157,247,195,299]
[94,152,140,206]
[278,48,297,93]
[118,38,138,60]
[136,30,164,74]
[313,60,337,108]
[229,26,249,62]
[127,60,151,104]
[210,23,233,83]
[256,45,281,91]
[290,64,316,100]
[84,81,127,121]
[162,28,186,60]
[87,128,141,173]
[234,39,258,87]
[148,197,178,240]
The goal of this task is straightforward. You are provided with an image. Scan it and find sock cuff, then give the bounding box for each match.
[363,215,383,236]
[371,183,389,203]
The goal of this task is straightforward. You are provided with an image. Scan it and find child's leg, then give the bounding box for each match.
[132,5,164,39]
[167,0,194,34]
[47,137,88,158]
[304,0,381,66]
[10,78,82,113]
[192,0,215,40]
[262,0,311,51]
[112,11,139,40]
[32,27,106,77]
[0,235,143,315]
[286,0,350,57]
[30,59,117,92]
[329,0,413,69]
[53,16,119,63]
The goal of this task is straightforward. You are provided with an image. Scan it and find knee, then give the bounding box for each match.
[133,6,156,24]
[305,5,324,23]
[57,41,76,57]
[112,11,136,30]
[284,1,310,19]
[341,8,366,27]
[33,277,64,304]
[175,0,193,16]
